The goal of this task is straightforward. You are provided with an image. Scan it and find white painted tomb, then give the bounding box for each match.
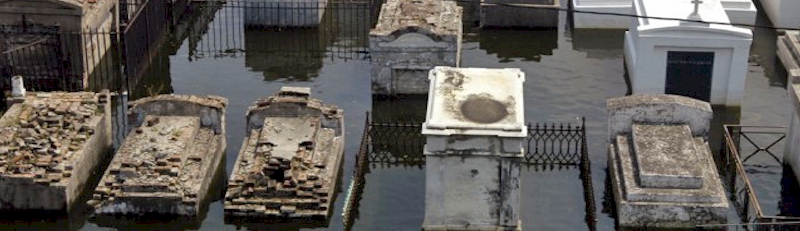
[624,0,752,106]
[759,0,800,31]
[243,0,328,28]
[571,0,756,29]
[422,66,526,231]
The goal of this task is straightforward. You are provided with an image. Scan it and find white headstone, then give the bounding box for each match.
[11,75,25,98]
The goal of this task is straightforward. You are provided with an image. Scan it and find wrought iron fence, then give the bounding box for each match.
[721,125,800,230]
[1,30,122,92]
[342,112,595,230]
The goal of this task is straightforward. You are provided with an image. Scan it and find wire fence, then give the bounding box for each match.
[717,125,800,230]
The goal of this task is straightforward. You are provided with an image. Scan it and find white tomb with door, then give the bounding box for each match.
[571,0,756,29]
[624,0,752,106]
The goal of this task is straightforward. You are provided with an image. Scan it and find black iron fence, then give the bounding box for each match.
[721,125,800,230]
[1,30,122,92]
[342,112,595,230]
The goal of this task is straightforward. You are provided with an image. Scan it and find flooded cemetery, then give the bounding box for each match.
[1,0,800,230]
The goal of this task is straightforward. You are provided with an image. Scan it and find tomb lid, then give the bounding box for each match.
[422,66,526,137]
[634,0,732,28]
[632,123,704,189]
[370,0,461,37]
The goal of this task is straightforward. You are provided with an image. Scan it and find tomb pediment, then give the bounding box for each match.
[638,25,752,39]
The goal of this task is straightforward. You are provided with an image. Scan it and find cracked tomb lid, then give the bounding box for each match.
[422,66,526,137]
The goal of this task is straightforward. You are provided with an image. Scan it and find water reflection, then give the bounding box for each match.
[780,165,800,217]
[477,29,558,62]
[128,45,175,101]
[370,94,427,123]
[567,29,625,59]
[244,28,330,81]
[169,1,224,56]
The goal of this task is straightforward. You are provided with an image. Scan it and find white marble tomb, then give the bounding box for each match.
[624,0,752,106]
[571,0,756,29]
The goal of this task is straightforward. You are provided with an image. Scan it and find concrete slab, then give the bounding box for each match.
[0,91,112,211]
[88,94,227,217]
[632,124,703,189]
[224,87,344,220]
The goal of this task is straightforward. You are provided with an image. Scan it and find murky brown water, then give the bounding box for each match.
[0,0,796,230]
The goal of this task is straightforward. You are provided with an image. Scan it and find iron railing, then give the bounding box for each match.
[1,30,122,92]
[722,125,800,230]
[342,113,595,230]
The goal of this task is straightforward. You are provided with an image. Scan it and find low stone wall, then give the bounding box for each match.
[0,91,112,211]
[89,94,227,217]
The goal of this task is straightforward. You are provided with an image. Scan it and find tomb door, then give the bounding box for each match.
[665,51,714,102]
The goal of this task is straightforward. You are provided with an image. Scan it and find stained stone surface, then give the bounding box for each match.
[369,0,462,95]
[422,66,526,138]
[607,95,728,228]
[631,124,703,189]
[0,91,112,211]
[89,94,227,217]
[224,87,344,219]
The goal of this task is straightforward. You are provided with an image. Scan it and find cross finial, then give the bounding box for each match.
[691,0,703,15]
[687,0,703,21]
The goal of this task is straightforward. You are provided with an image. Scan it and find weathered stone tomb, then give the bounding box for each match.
[0,91,112,211]
[370,0,462,95]
[88,94,227,217]
[781,30,800,182]
[224,87,344,219]
[422,66,526,230]
[607,94,729,228]
[778,31,800,86]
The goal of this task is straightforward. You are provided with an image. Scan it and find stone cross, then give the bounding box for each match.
[688,0,703,21]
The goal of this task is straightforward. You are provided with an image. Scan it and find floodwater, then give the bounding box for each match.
[1,0,797,230]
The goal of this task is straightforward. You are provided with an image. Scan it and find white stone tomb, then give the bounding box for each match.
[571,0,756,29]
[624,0,752,106]
[759,0,800,31]
[422,66,526,231]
